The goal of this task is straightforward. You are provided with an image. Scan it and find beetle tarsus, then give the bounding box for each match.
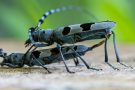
[118,62,133,69]
[106,62,119,70]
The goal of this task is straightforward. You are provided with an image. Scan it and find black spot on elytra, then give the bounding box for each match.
[80,23,94,31]
[62,27,70,35]
[32,51,41,58]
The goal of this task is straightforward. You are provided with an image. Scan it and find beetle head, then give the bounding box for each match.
[0,53,24,67]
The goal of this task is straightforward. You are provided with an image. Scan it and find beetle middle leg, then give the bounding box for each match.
[31,54,51,73]
[69,47,102,71]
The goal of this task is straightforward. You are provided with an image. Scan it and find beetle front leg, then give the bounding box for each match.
[57,44,74,73]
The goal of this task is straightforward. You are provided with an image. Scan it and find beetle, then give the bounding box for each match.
[25,6,132,70]
[0,41,104,73]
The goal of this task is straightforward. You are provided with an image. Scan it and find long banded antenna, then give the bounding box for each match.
[37,6,81,28]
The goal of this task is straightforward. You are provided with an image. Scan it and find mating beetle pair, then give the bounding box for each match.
[0,43,103,73]
[0,6,132,73]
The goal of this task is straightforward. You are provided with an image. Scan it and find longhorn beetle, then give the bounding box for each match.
[25,7,133,70]
[0,41,104,73]
[25,6,132,71]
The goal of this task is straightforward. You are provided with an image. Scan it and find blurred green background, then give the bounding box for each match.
[0,0,135,43]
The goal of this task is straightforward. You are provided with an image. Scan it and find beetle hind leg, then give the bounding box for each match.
[112,31,133,69]
[104,38,119,70]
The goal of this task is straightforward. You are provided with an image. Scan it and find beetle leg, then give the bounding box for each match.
[112,31,133,69]
[57,44,74,73]
[31,54,51,73]
[73,57,80,66]
[70,47,102,71]
[69,53,80,66]
[104,38,119,70]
